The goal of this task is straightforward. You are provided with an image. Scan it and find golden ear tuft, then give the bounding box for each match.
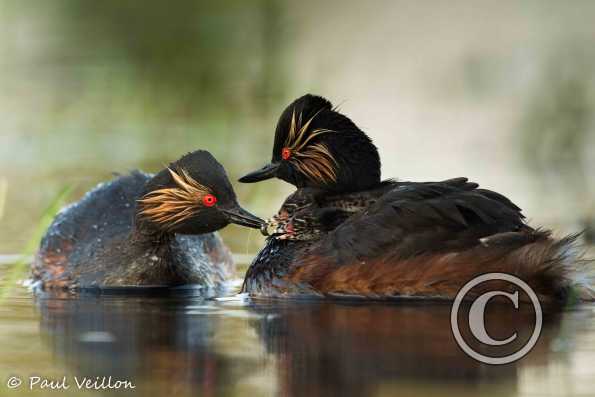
[137,168,212,230]
[284,108,338,184]
[293,143,338,184]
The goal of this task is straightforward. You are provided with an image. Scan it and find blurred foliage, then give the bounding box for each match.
[520,52,593,177]
[0,178,6,220]
[0,185,73,301]
[57,0,287,111]
[519,47,595,226]
[3,0,288,112]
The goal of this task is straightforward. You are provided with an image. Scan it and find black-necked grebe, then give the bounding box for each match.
[239,94,593,303]
[33,150,263,290]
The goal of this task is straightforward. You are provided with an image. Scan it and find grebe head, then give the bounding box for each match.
[137,150,263,235]
[239,94,381,193]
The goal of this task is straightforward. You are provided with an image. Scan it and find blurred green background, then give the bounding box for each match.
[0,0,594,255]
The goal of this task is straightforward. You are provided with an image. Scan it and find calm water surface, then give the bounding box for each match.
[1,264,595,397]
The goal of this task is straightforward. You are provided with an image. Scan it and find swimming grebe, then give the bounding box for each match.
[239,94,593,303]
[33,150,263,290]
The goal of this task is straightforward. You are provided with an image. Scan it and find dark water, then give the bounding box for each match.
[2,268,595,397]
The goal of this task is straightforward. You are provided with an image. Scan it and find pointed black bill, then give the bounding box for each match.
[238,162,279,183]
[220,206,264,229]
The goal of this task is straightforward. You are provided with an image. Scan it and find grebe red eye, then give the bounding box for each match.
[202,194,217,207]
[281,147,291,160]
